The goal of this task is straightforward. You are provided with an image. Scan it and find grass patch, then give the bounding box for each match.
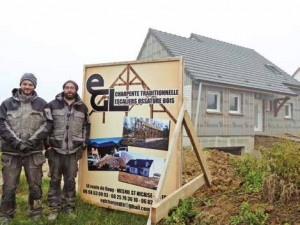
[231,140,300,202]
[231,153,264,193]
[163,197,197,225]
[5,174,147,225]
[230,202,269,225]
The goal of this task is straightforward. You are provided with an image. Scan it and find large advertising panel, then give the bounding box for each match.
[79,58,183,215]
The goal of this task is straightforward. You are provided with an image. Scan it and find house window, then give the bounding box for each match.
[229,94,241,114]
[265,64,282,75]
[266,100,273,111]
[284,103,292,119]
[207,91,221,112]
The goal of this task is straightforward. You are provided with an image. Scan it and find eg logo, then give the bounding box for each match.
[86,74,129,112]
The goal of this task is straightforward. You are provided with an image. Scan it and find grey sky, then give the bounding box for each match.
[0,0,299,102]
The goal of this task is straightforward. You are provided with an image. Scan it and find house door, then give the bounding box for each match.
[254,99,263,132]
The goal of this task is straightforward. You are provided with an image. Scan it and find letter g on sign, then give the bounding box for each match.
[86,74,109,112]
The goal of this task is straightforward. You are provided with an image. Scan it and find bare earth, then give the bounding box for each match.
[182,136,300,225]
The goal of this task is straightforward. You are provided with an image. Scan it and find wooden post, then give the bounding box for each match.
[183,111,212,186]
[148,100,212,224]
[151,174,206,224]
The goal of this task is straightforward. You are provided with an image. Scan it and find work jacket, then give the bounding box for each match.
[0,88,51,155]
[46,92,90,155]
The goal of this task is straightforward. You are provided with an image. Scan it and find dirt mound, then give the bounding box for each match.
[183,149,240,188]
[182,149,300,224]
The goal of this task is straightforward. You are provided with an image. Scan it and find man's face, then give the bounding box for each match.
[20,80,35,96]
[63,83,76,100]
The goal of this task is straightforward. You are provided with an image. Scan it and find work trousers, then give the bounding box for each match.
[0,153,45,218]
[47,151,79,212]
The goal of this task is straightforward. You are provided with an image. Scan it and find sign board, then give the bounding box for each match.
[79,57,183,215]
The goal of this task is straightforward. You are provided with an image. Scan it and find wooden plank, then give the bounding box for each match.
[154,100,186,200]
[146,212,152,225]
[151,174,206,224]
[147,100,186,225]
[285,133,300,138]
[183,111,212,186]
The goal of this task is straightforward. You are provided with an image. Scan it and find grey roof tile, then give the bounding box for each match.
[145,28,300,95]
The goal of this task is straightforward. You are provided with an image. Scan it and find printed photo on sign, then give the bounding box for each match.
[117,152,164,190]
[121,116,170,150]
[87,137,127,171]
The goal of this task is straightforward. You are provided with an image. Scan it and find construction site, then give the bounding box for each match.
[175,134,300,225]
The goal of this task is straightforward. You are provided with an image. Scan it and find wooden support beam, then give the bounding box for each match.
[274,96,290,117]
[129,76,138,84]
[150,104,153,118]
[146,100,186,225]
[148,104,212,225]
[154,100,186,200]
[150,174,206,224]
[183,111,212,186]
[152,110,166,112]
[102,112,105,124]
[128,83,143,85]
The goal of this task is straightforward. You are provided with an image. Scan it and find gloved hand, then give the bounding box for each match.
[18,141,30,153]
[17,141,30,153]
[24,140,34,151]
[44,146,52,159]
[18,140,34,153]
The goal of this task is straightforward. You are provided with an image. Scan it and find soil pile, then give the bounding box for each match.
[182,148,300,224]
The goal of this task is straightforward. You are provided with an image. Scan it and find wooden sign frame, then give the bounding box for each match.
[79,58,185,216]
[147,99,212,224]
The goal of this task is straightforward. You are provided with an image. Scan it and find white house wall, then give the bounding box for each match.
[138,34,169,60]
[264,91,300,135]
[192,84,254,136]
[293,68,300,81]
[138,34,193,86]
[191,84,300,136]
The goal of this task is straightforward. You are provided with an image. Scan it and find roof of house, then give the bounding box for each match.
[138,28,300,95]
[126,159,154,168]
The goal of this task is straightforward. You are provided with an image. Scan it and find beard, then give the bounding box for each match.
[21,88,34,96]
[64,92,76,100]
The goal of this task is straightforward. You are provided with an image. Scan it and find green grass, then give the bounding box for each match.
[230,202,269,225]
[5,175,148,225]
[164,197,197,225]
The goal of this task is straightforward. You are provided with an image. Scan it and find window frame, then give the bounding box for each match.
[265,64,282,75]
[266,100,273,112]
[229,94,242,114]
[284,103,293,119]
[206,91,221,113]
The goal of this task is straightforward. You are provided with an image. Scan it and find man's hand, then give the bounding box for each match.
[18,142,30,153]
[24,140,34,151]
[18,140,34,153]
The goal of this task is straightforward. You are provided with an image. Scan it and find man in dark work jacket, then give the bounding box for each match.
[46,80,90,221]
[0,73,51,224]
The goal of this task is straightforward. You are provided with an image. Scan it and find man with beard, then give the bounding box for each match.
[0,73,51,224]
[45,80,90,221]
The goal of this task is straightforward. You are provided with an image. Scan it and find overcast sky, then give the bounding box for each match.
[0,0,299,102]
